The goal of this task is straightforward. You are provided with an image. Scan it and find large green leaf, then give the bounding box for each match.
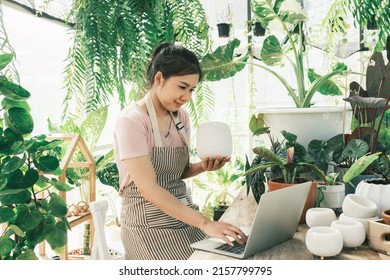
[343,152,381,183]
[1,155,26,174]
[0,80,31,101]
[252,0,307,28]
[201,39,248,81]
[48,192,68,217]
[4,107,34,135]
[260,35,283,66]
[0,206,15,223]
[0,236,16,257]
[249,114,270,136]
[251,0,280,28]
[0,53,14,71]
[1,98,31,111]
[97,162,120,191]
[15,204,43,231]
[0,189,31,204]
[34,155,60,173]
[308,68,342,96]
[43,221,67,248]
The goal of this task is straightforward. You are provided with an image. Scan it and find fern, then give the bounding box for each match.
[186,83,215,127]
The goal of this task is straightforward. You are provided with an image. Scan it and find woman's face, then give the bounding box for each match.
[154,71,199,112]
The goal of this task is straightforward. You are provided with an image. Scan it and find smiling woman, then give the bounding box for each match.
[113,42,247,260]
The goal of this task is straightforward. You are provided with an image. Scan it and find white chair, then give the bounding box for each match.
[90,200,125,260]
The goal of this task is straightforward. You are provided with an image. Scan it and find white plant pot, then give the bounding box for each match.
[257,106,352,147]
[330,220,365,248]
[196,121,232,160]
[342,194,377,218]
[305,226,343,259]
[355,180,390,217]
[306,208,336,228]
[338,213,379,235]
[319,183,345,209]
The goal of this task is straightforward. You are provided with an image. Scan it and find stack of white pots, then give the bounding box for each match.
[339,194,379,235]
[304,203,368,259]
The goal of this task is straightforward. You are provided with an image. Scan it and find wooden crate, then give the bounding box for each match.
[367,219,390,256]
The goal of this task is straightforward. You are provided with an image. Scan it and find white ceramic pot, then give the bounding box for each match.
[355,180,390,217]
[339,213,379,235]
[305,208,336,228]
[319,183,345,209]
[196,121,232,160]
[330,220,366,248]
[305,226,343,259]
[342,194,377,218]
[257,106,352,147]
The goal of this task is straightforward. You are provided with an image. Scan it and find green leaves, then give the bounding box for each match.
[0,80,31,101]
[0,53,14,71]
[4,107,34,135]
[249,113,270,136]
[260,35,283,66]
[201,39,248,81]
[343,152,381,183]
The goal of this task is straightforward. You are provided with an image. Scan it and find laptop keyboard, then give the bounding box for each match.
[215,240,246,255]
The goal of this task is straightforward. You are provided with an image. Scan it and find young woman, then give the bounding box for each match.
[114,42,247,260]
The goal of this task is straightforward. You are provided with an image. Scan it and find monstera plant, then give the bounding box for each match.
[0,53,72,260]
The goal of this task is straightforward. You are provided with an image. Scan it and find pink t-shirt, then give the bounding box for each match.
[113,103,191,191]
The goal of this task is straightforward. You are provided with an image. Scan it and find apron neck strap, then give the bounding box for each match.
[145,92,190,148]
[145,92,163,147]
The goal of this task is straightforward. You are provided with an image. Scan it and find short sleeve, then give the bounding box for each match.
[114,115,150,161]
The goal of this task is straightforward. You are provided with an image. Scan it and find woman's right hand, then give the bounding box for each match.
[200,219,248,246]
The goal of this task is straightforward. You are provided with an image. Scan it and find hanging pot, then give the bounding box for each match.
[217,23,230,38]
[268,178,317,224]
[253,22,265,37]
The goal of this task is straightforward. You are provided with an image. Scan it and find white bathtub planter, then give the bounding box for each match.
[196,121,232,160]
[257,106,352,148]
[330,220,366,248]
[305,226,343,259]
[305,208,337,228]
[355,180,390,217]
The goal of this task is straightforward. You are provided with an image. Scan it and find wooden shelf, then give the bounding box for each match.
[39,134,96,260]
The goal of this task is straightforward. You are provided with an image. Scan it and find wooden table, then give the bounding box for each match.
[190,188,389,260]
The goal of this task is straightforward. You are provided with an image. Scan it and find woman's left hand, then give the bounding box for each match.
[201,156,230,171]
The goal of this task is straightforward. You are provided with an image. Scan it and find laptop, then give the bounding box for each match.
[190,181,311,259]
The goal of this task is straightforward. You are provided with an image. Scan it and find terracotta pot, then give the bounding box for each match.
[268,178,317,224]
[382,209,390,225]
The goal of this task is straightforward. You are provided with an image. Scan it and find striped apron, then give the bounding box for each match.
[120,93,206,260]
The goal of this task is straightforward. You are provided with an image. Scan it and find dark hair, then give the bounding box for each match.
[146,42,202,85]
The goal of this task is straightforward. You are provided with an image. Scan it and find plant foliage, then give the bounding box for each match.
[0,53,72,260]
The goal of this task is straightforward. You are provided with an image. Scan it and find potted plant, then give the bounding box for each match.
[0,53,72,260]
[244,115,327,223]
[216,2,232,38]
[194,158,244,221]
[315,173,345,211]
[341,38,390,216]
[307,134,369,195]
[249,0,358,146]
